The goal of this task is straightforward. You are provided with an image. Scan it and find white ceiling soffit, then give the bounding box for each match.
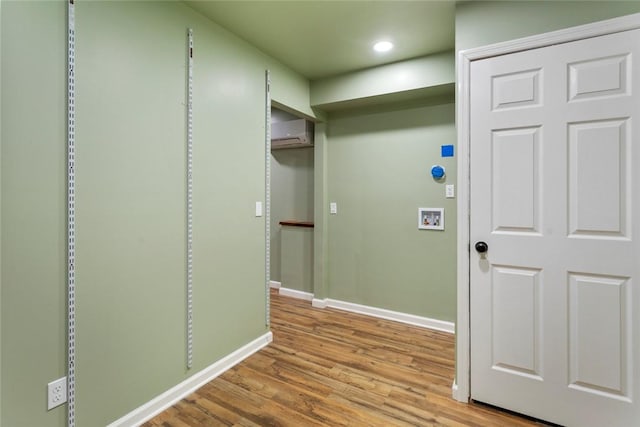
[184,0,456,80]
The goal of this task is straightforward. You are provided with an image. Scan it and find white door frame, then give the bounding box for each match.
[454,12,640,403]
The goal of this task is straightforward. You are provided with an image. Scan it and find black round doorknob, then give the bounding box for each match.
[475,241,488,253]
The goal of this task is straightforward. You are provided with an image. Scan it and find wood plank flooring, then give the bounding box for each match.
[144,290,541,426]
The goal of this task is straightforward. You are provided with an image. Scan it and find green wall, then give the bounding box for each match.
[0,0,4,423]
[456,1,640,53]
[1,2,67,426]
[281,227,314,293]
[270,148,314,283]
[326,102,456,322]
[0,1,312,426]
[311,51,457,318]
[311,52,454,111]
[313,123,330,300]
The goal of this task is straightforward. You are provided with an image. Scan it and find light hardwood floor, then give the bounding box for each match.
[144,290,543,426]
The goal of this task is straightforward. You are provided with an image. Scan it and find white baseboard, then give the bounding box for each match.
[318,298,455,334]
[107,331,273,427]
[451,380,468,402]
[269,280,281,289]
[311,298,328,308]
[278,287,314,301]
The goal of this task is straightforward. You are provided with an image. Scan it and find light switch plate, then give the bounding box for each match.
[446,184,455,198]
[255,201,263,217]
[330,202,337,214]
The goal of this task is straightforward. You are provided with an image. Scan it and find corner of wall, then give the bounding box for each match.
[313,122,329,300]
[0,0,4,422]
[268,64,316,120]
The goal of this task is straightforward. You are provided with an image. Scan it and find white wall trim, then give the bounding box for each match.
[456,12,640,404]
[107,331,273,427]
[323,298,454,334]
[311,298,328,309]
[269,280,281,289]
[278,287,314,301]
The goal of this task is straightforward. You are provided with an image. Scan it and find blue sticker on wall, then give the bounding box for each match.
[441,145,454,157]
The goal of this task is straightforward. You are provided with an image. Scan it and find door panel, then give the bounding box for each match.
[491,266,542,379]
[568,119,628,237]
[492,127,540,233]
[568,54,629,100]
[492,68,542,110]
[470,28,640,426]
[568,274,630,399]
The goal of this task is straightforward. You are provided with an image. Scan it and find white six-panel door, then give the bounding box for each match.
[470,29,640,426]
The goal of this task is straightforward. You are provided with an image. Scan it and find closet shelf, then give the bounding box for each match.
[279,220,314,228]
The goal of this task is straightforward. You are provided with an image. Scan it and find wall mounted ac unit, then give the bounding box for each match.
[271,118,314,149]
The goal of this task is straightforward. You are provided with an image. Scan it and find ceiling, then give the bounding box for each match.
[184,1,456,80]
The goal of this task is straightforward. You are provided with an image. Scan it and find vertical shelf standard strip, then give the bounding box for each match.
[265,70,272,327]
[67,0,76,426]
[186,29,194,369]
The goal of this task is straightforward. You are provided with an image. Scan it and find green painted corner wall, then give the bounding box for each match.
[0,0,3,423]
[326,102,457,322]
[0,2,2,425]
[281,227,314,293]
[270,68,316,119]
[0,1,313,426]
[270,148,314,284]
[313,124,329,300]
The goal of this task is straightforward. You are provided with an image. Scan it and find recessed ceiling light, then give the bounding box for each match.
[373,41,393,52]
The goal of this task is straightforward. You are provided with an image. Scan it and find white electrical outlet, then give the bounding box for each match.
[255,201,263,217]
[47,377,67,410]
[330,202,337,214]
